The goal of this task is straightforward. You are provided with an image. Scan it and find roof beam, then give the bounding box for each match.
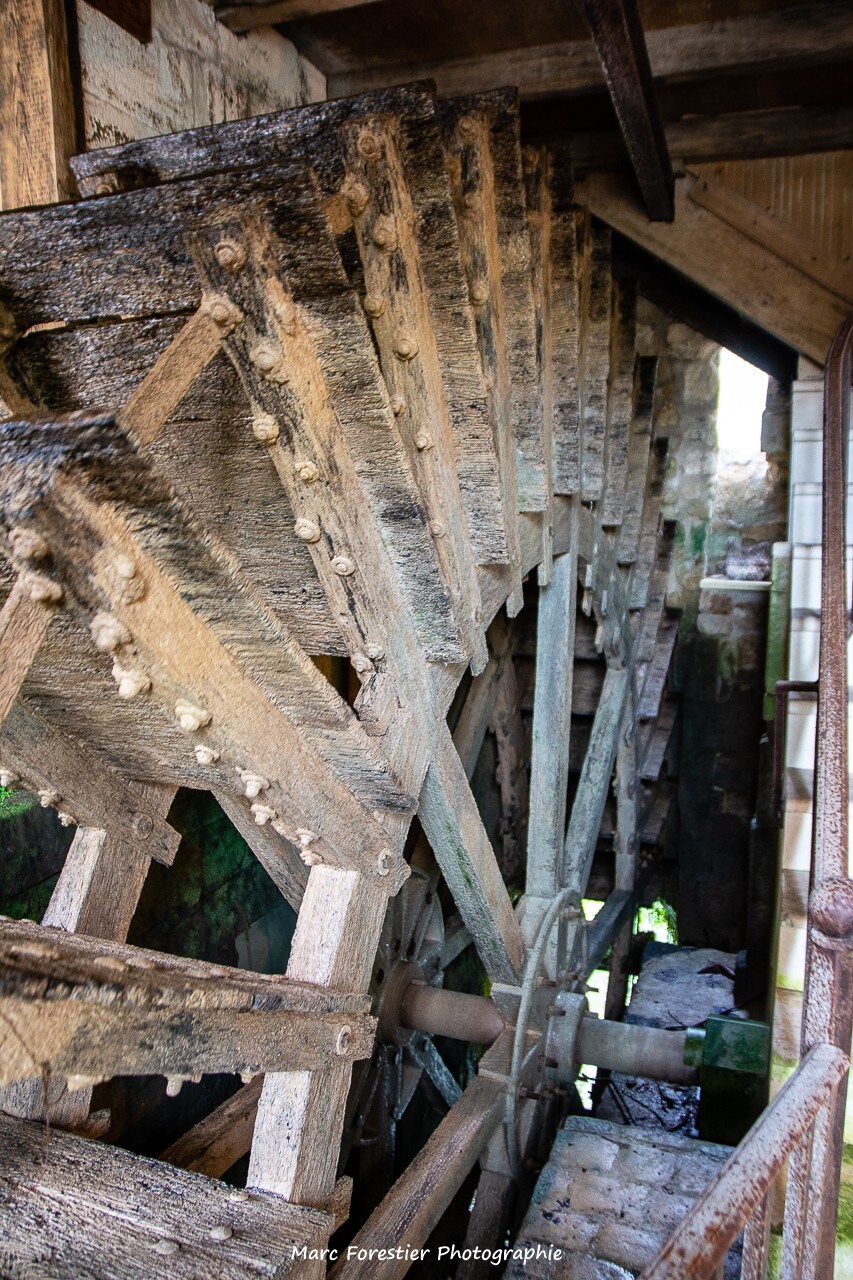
[215,0,382,33]
[579,0,673,220]
[328,5,853,100]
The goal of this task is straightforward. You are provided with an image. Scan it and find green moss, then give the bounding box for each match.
[690,522,708,557]
[0,787,35,820]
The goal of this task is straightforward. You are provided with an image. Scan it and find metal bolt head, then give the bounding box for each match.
[346,181,370,217]
[250,343,288,384]
[376,848,393,877]
[9,526,50,562]
[194,745,220,766]
[295,460,319,483]
[394,333,418,361]
[336,1025,352,1055]
[22,571,63,604]
[153,1240,179,1256]
[209,1225,233,1242]
[331,555,356,576]
[206,297,242,330]
[371,215,397,251]
[352,653,374,675]
[366,644,385,661]
[415,433,432,450]
[363,293,385,318]
[90,611,131,653]
[133,814,154,839]
[457,115,478,140]
[392,395,405,416]
[294,517,322,544]
[214,239,245,272]
[469,282,489,307]
[430,521,447,538]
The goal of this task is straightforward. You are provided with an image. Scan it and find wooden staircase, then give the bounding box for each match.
[0,81,683,1277]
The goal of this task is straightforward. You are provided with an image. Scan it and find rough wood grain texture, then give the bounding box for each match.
[420,720,525,985]
[216,0,384,30]
[249,867,388,1206]
[639,697,678,782]
[617,354,657,565]
[580,0,674,220]
[0,1110,332,1279]
[489,653,528,885]
[579,221,613,503]
[0,0,76,209]
[1,700,180,864]
[339,114,493,660]
[328,5,853,99]
[439,99,523,612]
[576,168,850,365]
[162,1074,263,1176]
[0,576,57,731]
[522,145,554,578]
[452,614,513,778]
[0,917,373,1087]
[0,412,412,882]
[330,1075,504,1280]
[628,437,668,610]
[637,608,679,722]
[600,277,638,529]
[526,513,579,901]
[562,665,629,893]
[549,162,584,498]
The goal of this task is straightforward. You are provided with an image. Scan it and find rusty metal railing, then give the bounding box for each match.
[642,315,853,1280]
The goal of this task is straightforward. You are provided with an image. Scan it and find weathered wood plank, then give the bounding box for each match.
[522,144,555,578]
[576,168,850,364]
[249,867,389,1207]
[637,608,679,721]
[628,437,668,610]
[439,99,523,612]
[330,1075,504,1280]
[562,665,629,893]
[585,887,635,975]
[216,0,383,30]
[0,574,57,730]
[452,614,513,778]
[600,277,638,528]
[420,721,525,984]
[489,653,528,885]
[617,355,657,565]
[214,789,308,911]
[0,918,373,1088]
[1,700,180,864]
[579,221,613,502]
[0,1111,332,1279]
[550,169,584,497]
[526,520,579,901]
[0,0,76,209]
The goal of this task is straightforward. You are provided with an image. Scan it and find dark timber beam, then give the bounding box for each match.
[215,0,382,32]
[580,0,674,221]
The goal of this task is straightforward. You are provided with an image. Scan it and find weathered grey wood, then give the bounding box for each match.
[522,144,554,578]
[628,438,669,610]
[634,522,677,671]
[452,614,513,778]
[248,866,389,1208]
[420,721,525,985]
[214,789,308,911]
[162,1075,263,1177]
[638,608,679,721]
[550,168,584,497]
[490,653,528,884]
[562,665,630,893]
[526,521,579,900]
[2,699,180,864]
[329,1075,504,1280]
[585,887,634,975]
[439,99,523,612]
[0,917,373,1087]
[0,1110,332,1279]
[456,1169,517,1280]
[579,221,613,502]
[617,355,658,565]
[0,573,57,730]
[600,277,638,528]
[639,698,678,782]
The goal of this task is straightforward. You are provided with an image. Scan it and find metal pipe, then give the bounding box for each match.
[641,1043,849,1280]
[576,1017,697,1085]
[400,982,505,1046]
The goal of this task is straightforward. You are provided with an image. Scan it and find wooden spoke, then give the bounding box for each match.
[600,278,638,529]
[617,354,658,565]
[0,574,58,729]
[161,1075,263,1177]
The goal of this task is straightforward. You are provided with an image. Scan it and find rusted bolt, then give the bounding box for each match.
[114,555,137,580]
[57,811,76,828]
[367,644,384,660]
[394,333,418,361]
[294,518,322,544]
[462,192,481,217]
[237,770,269,800]
[811,876,853,940]
[363,293,385,318]
[251,803,277,827]
[38,789,60,809]
[430,521,447,538]
[153,1240,179,1256]
[352,653,374,676]
[214,239,245,272]
[112,662,152,701]
[392,395,405,416]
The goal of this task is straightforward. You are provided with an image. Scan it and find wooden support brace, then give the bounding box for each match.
[0,574,58,730]
[420,721,525,985]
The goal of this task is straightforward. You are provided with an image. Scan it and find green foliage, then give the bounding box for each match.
[0,786,35,821]
[638,897,678,945]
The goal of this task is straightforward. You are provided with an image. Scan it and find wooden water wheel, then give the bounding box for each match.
[0,82,681,1277]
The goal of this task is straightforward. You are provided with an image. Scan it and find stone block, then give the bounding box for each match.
[667,322,718,361]
[697,613,732,637]
[556,1132,621,1174]
[611,1143,677,1186]
[594,1221,666,1271]
[570,1173,649,1220]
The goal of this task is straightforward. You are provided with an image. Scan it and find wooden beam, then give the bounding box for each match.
[329,1075,504,1280]
[1,700,180,864]
[419,721,525,985]
[0,575,57,730]
[580,0,674,220]
[562,665,629,893]
[576,169,851,365]
[214,789,308,912]
[161,1075,263,1177]
[585,887,634,975]
[571,104,853,171]
[0,0,76,209]
[215,0,383,33]
[328,5,853,100]
[0,917,373,1089]
[0,1111,333,1279]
